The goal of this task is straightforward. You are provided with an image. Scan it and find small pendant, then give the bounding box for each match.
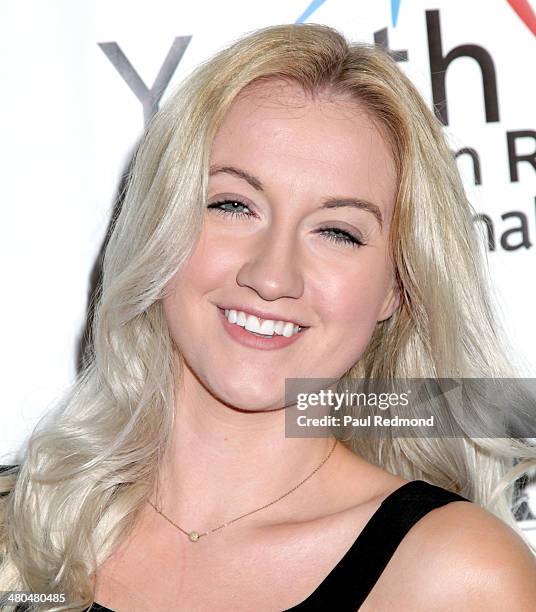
[188,531,200,542]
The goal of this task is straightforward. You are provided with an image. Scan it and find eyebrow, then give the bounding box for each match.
[208,164,384,230]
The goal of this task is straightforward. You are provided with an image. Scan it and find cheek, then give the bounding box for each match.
[169,232,236,300]
[183,233,229,285]
[161,234,237,343]
[318,262,392,328]
[306,259,394,373]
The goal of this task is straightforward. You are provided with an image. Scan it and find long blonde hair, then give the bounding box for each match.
[1,23,535,610]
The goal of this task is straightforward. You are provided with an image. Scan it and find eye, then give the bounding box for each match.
[207,199,254,218]
[207,200,366,248]
[317,227,367,248]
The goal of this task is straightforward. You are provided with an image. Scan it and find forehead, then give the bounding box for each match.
[210,80,397,223]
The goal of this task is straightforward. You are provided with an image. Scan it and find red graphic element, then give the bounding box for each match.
[507,0,536,36]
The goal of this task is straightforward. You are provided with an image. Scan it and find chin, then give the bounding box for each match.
[214,380,286,412]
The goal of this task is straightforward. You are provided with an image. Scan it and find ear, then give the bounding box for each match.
[377,283,401,322]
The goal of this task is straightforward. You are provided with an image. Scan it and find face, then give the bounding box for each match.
[163,80,399,411]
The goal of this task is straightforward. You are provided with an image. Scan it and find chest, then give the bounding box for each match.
[93,505,394,611]
[91,480,436,612]
[95,551,413,612]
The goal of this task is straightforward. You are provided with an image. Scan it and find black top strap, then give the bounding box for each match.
[287,479,469,611]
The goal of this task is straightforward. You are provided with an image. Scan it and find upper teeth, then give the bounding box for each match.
[224,309,301,337]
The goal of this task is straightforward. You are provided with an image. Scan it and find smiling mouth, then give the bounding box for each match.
[217,306,306,339]
[218,306,306,338]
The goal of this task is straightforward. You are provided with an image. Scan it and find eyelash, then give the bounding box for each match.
[207,200,367,248]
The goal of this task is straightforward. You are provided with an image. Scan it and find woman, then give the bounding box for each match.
[1,23,536,611]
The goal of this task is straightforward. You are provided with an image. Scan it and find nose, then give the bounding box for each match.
[235,225,304,301]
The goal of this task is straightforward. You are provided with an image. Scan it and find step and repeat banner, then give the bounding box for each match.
[0,1,535,538]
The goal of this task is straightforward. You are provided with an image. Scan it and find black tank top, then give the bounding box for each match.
[84,479,469,611]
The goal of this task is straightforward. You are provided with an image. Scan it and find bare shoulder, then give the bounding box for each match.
[366,499,536,611]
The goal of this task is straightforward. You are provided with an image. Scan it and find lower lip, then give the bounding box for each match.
[217,308,307,351]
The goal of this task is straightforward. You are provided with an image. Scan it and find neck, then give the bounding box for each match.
[154,364,338,533]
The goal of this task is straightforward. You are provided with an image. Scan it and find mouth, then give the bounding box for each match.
[217,306,307,337]
[216,306,308,348]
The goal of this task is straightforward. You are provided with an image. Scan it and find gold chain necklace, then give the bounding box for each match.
[148,438,338,542]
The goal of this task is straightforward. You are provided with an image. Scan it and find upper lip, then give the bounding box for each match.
[217,304,309,328]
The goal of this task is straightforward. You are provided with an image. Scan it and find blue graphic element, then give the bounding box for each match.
[295,0,327,23]
[391,0,401,27]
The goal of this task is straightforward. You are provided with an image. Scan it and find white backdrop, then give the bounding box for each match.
[1,0,535,539]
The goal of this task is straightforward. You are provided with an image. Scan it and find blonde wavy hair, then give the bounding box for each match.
[1,23,535,611]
